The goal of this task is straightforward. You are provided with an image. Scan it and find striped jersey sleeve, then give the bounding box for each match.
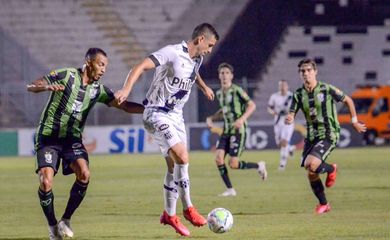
[97,85,115,105]
[43,68,70,84]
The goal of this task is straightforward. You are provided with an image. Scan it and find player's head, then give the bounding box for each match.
[297,58,317,86]
[279,79,289,94]
[191,23,219,57]
[84,48,108,81]
[218,62,234,90]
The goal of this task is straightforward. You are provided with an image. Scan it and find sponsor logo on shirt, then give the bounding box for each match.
[169,77,194,91]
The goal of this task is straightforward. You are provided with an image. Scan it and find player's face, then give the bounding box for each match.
[88,53,108,81]
[219,67,233,90]
[196,34,217,57]
[279,81,288,94]
[299,63,317,87]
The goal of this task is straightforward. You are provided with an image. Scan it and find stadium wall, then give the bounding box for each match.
[0,123,365,156]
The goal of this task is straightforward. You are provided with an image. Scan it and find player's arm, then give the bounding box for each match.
[206,109,223,128]
[266,95,277,116]
[109,100,144,114]
[342,95,366,133]
[286,91,300,124]
[234,100,256,129]
[195,73,214,101]
[27,77,65,93]
[115,58,156,104]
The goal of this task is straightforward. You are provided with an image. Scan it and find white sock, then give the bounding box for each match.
[288,144,296,152]
[173,163,193,210]
[280,146,288,167]
[163,171,178,216]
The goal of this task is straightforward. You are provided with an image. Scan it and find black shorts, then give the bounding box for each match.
[216,133,246,157]
[35,136,89,175]
[301,138,337,167]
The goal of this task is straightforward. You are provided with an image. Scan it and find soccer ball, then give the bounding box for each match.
[207,208,233,233]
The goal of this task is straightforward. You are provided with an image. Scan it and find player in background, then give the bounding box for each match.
[206,63,267,197]
[285,58,366,214]
[115,23,218,237]
[267,80,296,171]
[27,48,144,240]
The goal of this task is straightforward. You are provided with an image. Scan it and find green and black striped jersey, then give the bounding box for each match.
[290,81,345,142]
[36,67,114,140]
[216,84,251,135]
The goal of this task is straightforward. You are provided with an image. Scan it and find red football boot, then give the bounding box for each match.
[325,164,337,188]
[315,203,331,214]
[183,206,207,227]
[160,211,190,236]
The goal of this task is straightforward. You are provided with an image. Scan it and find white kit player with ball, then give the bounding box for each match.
[267,79,296,170]
[115,23,219,237]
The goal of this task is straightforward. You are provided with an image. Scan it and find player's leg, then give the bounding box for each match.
[279,139,289,170]
[159,154,190,236]
[58,157,89,238]
[146,111,191,235]
[302,139,336,214]
[286,123,296,157]
[59,141,90,238]
[215,135,235,196]
[275,125,288,170]
[36,145,62,239]
[163,155,179,216]
[228,133,267,180]
[305,155,331,214]
[168,143,207,227]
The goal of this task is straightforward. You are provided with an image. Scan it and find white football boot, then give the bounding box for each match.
[218,188,237,197]
[58,219,74,238]
[48,224,63,240]
[258,161,268,180]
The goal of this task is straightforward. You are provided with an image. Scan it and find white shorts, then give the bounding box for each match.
[143,108,187,156]
[274,122,294,146]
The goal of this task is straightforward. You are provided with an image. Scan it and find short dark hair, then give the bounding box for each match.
[298,58,317,70]
[192,23,219,41]
[85,48,107,61]
[218,62,234,73]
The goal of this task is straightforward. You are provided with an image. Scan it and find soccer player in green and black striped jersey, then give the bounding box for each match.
[206,63,267,197]
[27,48,144,239]
[286,58,366,214]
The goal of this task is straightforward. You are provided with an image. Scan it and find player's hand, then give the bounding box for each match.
[233,118,244,129]
[47,84,65,92]
[206,117,214,128]
[285,113,294,124]
[352,122,366,133]
[203,86,214,101]
[115,89,129,105]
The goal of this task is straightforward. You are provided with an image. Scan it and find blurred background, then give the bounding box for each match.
[0,0,389,154]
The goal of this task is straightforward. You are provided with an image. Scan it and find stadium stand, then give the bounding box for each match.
[252,1,390,121]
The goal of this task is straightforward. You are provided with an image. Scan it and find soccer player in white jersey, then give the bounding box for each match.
[267,80,296,170]
[115,23,218,237]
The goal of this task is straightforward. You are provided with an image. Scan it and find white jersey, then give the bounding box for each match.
[143,41,203,115]
[268,91,293,125]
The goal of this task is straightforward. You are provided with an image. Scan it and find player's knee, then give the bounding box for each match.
[40,175,53,192]
[174,148,189,164]
[228,160,239,169]
[215,156,224,165]
[280,140,288,147]
[77,169,90,183]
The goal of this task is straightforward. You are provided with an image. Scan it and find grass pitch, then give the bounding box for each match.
[0,147,389,239]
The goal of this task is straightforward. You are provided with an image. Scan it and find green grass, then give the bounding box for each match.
[0,147,389,239]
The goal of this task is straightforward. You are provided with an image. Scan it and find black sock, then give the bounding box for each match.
[315,162,334,174]
[238,161,258,169]
[218,164,233,189]
[38,188,57,226]
[62,180,89,220]
[310,179,327,205]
